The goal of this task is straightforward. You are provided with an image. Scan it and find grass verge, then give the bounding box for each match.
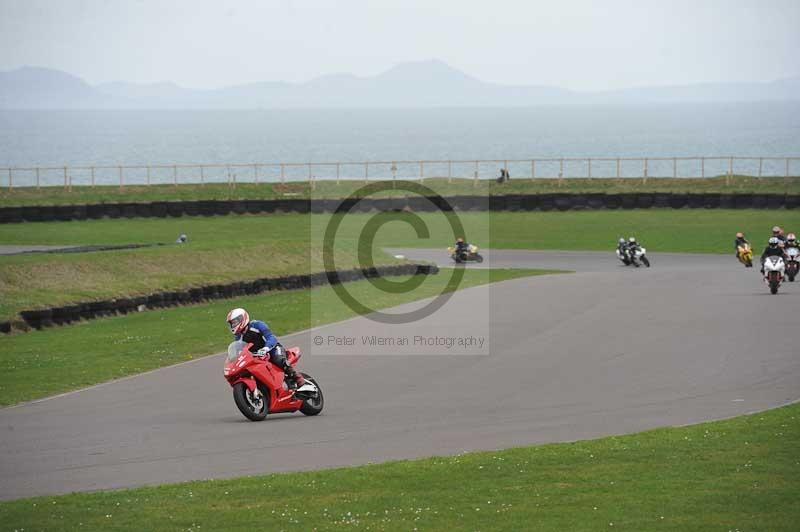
[1,400,796,530]
[1,175,798,206]
[0,268,555,406]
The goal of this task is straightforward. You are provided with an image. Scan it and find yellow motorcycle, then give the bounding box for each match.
[736,243,753,268]
[448,244,484,263]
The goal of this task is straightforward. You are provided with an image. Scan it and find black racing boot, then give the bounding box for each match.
[283,364,305,390]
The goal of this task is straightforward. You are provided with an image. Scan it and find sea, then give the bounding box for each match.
[1,102,799,186]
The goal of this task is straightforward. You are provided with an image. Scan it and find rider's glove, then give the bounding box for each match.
[254,347,269,357]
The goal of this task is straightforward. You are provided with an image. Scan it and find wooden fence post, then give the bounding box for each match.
[673,158,677,179]
[531,159,536,179]
[588,158,592,179]
[616,158,620,178]
[36,167,40,189]
[726,157,733,186]
[173,165,178,187]
[642,158,648,185]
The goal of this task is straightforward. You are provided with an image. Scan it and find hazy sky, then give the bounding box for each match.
[1,0,798,90]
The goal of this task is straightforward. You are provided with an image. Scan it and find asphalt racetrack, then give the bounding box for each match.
[1,250,798,500]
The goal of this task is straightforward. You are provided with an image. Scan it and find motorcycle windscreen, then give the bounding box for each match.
[226,340,248,362]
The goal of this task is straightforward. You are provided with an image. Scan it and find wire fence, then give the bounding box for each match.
[2,156,799,190]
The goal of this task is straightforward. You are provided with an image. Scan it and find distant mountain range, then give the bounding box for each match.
[1,60,798,109]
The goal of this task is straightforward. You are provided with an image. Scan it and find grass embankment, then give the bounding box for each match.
[2,401,797,531]
[0,268,552,406]
[1,209,798,320]
[1,175,798,206]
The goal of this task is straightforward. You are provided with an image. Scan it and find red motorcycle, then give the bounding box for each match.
[224,341,323,421]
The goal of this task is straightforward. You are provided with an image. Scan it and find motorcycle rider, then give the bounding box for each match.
[760,237,787,273]
[617,237,629,259]
[454,237,470,256]
[226,307,305,389]
[785,233,798,251]
[771,226,786,246]
[734,232,749,252]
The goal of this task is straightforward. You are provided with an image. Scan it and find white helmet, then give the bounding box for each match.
[628,237,637,244]
[618,238,626,244]
[226,308,250,335]
[768,237,779,247]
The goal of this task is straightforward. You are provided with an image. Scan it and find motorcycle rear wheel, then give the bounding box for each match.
[233,382,268,421]
[299,374,324,416]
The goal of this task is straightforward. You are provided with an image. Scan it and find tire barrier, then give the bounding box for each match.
[687,194,705,208]
[1,193,797,223]
[7,243,160,256]
[603,195,622,209]
[3,263,439,334]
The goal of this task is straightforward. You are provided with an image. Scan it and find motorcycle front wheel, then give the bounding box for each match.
[769,282,779,295]
[233,382,268,421]
[475,254,484,263]
[641,256,650,267]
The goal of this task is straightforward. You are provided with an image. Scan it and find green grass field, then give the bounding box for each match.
[1,175,798,206]
[2,400,796,531]
[0,268,553,406]
[2,209,797,320]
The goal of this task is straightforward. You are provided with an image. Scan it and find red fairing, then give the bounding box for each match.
[224,342,304,414]
[231,376,256,392]
[286,346,301,365]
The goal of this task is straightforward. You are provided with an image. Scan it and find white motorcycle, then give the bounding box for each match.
[785,247,799,282]
[617,246,650,268]
[763,256,785,294]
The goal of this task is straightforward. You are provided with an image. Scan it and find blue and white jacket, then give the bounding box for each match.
[234,320,279,353]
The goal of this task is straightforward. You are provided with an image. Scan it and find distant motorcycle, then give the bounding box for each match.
[736,243,754,268]
[448,244,484,263]
[617,246,650,267]
[763,256,785,294]
[785,247,799,282]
